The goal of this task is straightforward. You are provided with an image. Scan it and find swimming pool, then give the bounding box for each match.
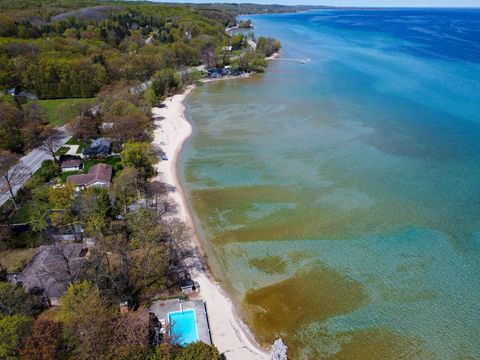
[168,308,199,345]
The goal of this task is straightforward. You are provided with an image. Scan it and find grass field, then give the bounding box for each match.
[83,157,122,172]
[0,247,37,272]
[35,98,96,126]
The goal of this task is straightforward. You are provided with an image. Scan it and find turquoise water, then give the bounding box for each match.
[181,9,480,359]
[169,309,198,345]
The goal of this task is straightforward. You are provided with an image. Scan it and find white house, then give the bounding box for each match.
[61,159,82,172]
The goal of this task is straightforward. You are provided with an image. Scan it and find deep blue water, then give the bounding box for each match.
[306,8,480,62]
[182,9,480,359]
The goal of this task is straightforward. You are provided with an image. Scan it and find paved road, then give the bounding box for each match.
[0,132,70,208]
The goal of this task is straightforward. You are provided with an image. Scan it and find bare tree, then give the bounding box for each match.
[68,115,99,143]
[145,180,168,211]
[0,150,28,209]
[39,126,64,163]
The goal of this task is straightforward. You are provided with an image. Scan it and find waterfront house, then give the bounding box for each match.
[67,163,112,191]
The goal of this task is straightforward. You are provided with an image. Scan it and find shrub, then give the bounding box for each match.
[178,342,221,360]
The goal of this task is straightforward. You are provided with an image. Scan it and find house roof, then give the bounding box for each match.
[83,138,111,156]
[16,244,87,299]
[67,163,112,187]
[61,159,82,168]
[91,138,111,148]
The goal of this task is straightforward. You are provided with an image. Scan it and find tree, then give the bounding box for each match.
[68,116,99,143]
[236,51,267,72]
[21,103,48,149]
[111,166,141,215]
[0,150,27,209]
[177,342,221,360]
[59,281,115,360]
[20,319,64,360]
[21,103,48,125]
[100,98,139,120]
[29,185,52,234]
[152,69,182,101]
[145,180,168,212]
[83,221,132,301]
[256,37,281,58]
[39,126,64,163]
[108,309,150,359]
[128,208,167,290]
[47,183,76,230]
[102,112,150,144]
[271,338,288,360]
[0,102,25,153]
[0,282,45,317]
[79,188,111,237]
[121,142,157,180]
[0,314,33,360]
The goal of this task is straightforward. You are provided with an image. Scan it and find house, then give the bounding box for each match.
[12,244,88,305]
[5,88,37,99]
[100,122,114,130]
[61,159,82,172]
[222,45,232,51]
[67,163,113,190]
[17,91,37,100]
[82,138,111,157]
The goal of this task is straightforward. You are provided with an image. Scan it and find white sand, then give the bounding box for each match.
[151,86,269,360]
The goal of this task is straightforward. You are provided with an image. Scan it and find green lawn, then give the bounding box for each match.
[55,146,70,156]
[83,157,122,172]
[66,138,90,154]
[35,98,96,126]
[65,138,81,145]
[60,170,80,183]
[10,201,35,224]
[0,248,38,273]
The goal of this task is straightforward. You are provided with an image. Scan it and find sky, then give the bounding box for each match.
[154,0,480,7]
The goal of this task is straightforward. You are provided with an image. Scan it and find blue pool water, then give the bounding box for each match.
[168,309,198,345]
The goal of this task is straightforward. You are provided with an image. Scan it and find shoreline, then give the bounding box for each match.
[151,84,269,360]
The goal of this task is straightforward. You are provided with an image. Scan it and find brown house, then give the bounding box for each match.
[67,163,113,190]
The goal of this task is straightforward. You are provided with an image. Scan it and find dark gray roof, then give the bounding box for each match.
[61,159,82,168]
[91,138,111,148]
[16,244,87,300]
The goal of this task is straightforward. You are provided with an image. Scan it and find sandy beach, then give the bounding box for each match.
[151,86,269,360]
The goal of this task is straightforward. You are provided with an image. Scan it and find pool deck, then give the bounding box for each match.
[150,299,212,345]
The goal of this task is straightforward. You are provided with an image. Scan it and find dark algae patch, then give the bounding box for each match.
[249,255,287,274]
[242,267,367,358]
[328,328,429,360]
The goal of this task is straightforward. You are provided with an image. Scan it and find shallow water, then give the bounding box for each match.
[181,9,480,359]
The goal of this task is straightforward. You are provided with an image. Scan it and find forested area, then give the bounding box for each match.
[0,1,229,99]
